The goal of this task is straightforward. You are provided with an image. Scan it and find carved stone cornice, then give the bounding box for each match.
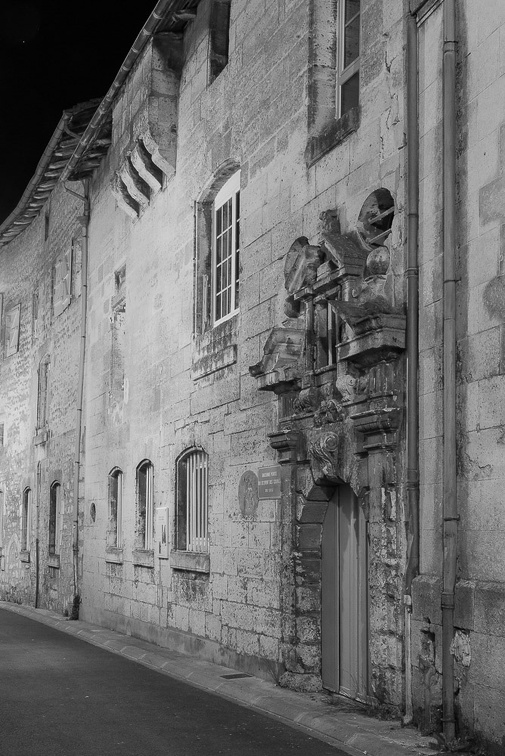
[335,311,406,367]
[351,406,402,451]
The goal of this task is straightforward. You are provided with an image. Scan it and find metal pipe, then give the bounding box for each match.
[442,0,458,743]
[404,9,420,724]
[65,181,90,609]
[61,0,189,183]
[34,461,41,609]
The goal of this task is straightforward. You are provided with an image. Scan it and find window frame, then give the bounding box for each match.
[108,468,123,549]
[49,481,61,556]
[176,448,209,554]
[136,461,154,551]
[212,171,241,326]
[336,0,361,119]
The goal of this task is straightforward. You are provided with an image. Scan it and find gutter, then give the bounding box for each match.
[441,0,458,743]
[404,7,420,724]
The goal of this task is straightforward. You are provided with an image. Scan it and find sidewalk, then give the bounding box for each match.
[1,600,440,756]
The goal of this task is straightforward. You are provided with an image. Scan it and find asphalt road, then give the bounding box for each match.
[0,608,349,756]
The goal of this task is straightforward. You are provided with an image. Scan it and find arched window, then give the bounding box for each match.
[136,461,154,550]
[108,468,123,548]
[176,449,209,553]
[49,482,61,556]
[21,488,31,552]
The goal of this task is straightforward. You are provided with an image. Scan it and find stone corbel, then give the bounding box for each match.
[268,429,301,464]
[111,173,139,219]
[350,406,402,451]
[249,327,304,393]
[131,141,163,193]
[119,162,150,210]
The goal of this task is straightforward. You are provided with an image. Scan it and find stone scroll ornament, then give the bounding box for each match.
[309,432,340,482]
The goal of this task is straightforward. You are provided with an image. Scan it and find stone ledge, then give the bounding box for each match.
[20,549,30,564]
[132,549,154,568]
[105,548,124,564]
[170,550,210,573]
[305,107,360,168]
[192,343,237,380]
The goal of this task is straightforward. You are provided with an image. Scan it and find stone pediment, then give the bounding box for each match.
[249,327,304,392]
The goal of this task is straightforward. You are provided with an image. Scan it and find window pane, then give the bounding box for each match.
[345,0,360,22]
[341,71,359,115]
[344,14,360,68]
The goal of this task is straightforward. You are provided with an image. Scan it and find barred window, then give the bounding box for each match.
[136,461,154,550]
[176,449,209,553]
[108,468,123,548]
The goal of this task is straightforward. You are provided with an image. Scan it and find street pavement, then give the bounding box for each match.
[0,602,440,756]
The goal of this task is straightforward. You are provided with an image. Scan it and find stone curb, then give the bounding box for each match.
[0,601,441,756]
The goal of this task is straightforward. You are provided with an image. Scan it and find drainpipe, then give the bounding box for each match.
[34,461,41,609]
[441,0,458,743]
[404,9,420,725]
[64,181,90,608]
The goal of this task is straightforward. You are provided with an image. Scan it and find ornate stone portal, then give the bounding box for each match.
[250,192,408,706]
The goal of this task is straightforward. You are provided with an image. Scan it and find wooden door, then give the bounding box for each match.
[322,485,369,700]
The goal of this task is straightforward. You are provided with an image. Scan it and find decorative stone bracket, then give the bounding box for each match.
[249,327,304,393]
[111,35,182,218]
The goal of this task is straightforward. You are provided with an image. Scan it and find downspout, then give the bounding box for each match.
[442,0,458,743]
[64,181,90,613]
[34,461,41,609]
[404,8,420,725]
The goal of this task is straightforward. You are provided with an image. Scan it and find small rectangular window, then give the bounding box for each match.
[49,483,61,556]
[209,0,231,82]
[136,462,154,550]
[53,247,72,317]
[213,172,240,325]
[5,304,21,357]
[337,0,360,118]
[21,488,31,552]
[108,469,123,548]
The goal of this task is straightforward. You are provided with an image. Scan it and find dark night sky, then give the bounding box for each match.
[0,1,155,224]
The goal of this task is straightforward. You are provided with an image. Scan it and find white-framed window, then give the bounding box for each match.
[212,171,240,325]
[21,487,31,552]
[136,461,154,550]
[337,0,360,118]
[176,449,209,553]
[108,468,123,548]
[49,481,61,556]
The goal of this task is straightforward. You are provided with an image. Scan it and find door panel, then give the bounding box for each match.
[322,486,368,700]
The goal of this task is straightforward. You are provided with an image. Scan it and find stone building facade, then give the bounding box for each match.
[0,0,504,752]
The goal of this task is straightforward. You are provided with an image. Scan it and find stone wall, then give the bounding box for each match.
[0,181,86,615]
[81,0,408,701]
[414,1,505,750]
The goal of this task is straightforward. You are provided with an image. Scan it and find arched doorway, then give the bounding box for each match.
[321,484,369,700]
